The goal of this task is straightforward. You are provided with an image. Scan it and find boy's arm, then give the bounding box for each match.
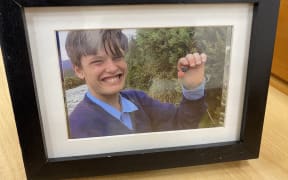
[175,52,207,128]
[137,90,206,131]
[132,53,207,131]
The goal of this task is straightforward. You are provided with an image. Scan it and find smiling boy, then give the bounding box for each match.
[65,29,207,138]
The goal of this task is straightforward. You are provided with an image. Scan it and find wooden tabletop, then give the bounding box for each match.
[1,53,288,179]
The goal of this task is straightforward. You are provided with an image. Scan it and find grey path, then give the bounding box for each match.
[65,84,88,115]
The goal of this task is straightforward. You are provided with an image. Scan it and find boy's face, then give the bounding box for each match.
[73,48,127,100]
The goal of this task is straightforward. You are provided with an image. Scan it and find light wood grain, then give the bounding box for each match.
[1,51,288,179]
[0,51,26,179]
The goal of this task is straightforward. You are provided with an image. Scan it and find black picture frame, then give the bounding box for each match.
[0,0,279,179]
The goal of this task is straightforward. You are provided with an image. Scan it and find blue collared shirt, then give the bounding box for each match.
[86,82,204,130]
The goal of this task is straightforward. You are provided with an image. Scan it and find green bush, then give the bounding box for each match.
[64,77,85,90]
[148,78,182,104]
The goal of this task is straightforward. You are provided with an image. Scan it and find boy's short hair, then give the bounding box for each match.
[65,29,128,67]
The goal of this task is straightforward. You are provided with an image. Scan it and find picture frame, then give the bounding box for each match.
[0,0,279,179]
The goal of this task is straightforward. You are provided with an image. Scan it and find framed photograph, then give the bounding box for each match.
[0,0,279,179]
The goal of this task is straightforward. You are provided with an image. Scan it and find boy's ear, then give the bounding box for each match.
[73,65,85,80]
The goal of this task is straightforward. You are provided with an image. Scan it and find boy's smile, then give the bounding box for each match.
[101,72,123,84]
[73,49,127,102]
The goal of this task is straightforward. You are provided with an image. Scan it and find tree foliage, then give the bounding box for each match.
[193,27,231,89]
[126,28,197,86]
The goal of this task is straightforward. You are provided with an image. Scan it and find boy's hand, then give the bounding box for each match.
[177,53,207,89]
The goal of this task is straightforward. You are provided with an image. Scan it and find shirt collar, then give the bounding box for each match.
[86,91,138,120]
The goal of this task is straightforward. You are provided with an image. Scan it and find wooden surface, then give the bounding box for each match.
[0,50,26,179]
[270,75,288,96]
[271,0,288,82]
[1,52,288,179]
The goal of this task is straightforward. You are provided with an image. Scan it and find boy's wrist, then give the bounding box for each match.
[182,80,205,100]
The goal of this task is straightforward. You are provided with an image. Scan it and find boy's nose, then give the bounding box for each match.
[105,59,118,73]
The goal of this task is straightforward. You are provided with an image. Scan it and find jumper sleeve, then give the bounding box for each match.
[175,96,207,129]
[124,90,206,131]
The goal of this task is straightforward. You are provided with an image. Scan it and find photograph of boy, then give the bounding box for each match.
[65,30,207,138]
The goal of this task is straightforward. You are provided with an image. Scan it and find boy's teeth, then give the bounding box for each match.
[106,76,119,83]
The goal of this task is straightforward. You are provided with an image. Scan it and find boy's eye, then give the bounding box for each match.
[90,59,103,65]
